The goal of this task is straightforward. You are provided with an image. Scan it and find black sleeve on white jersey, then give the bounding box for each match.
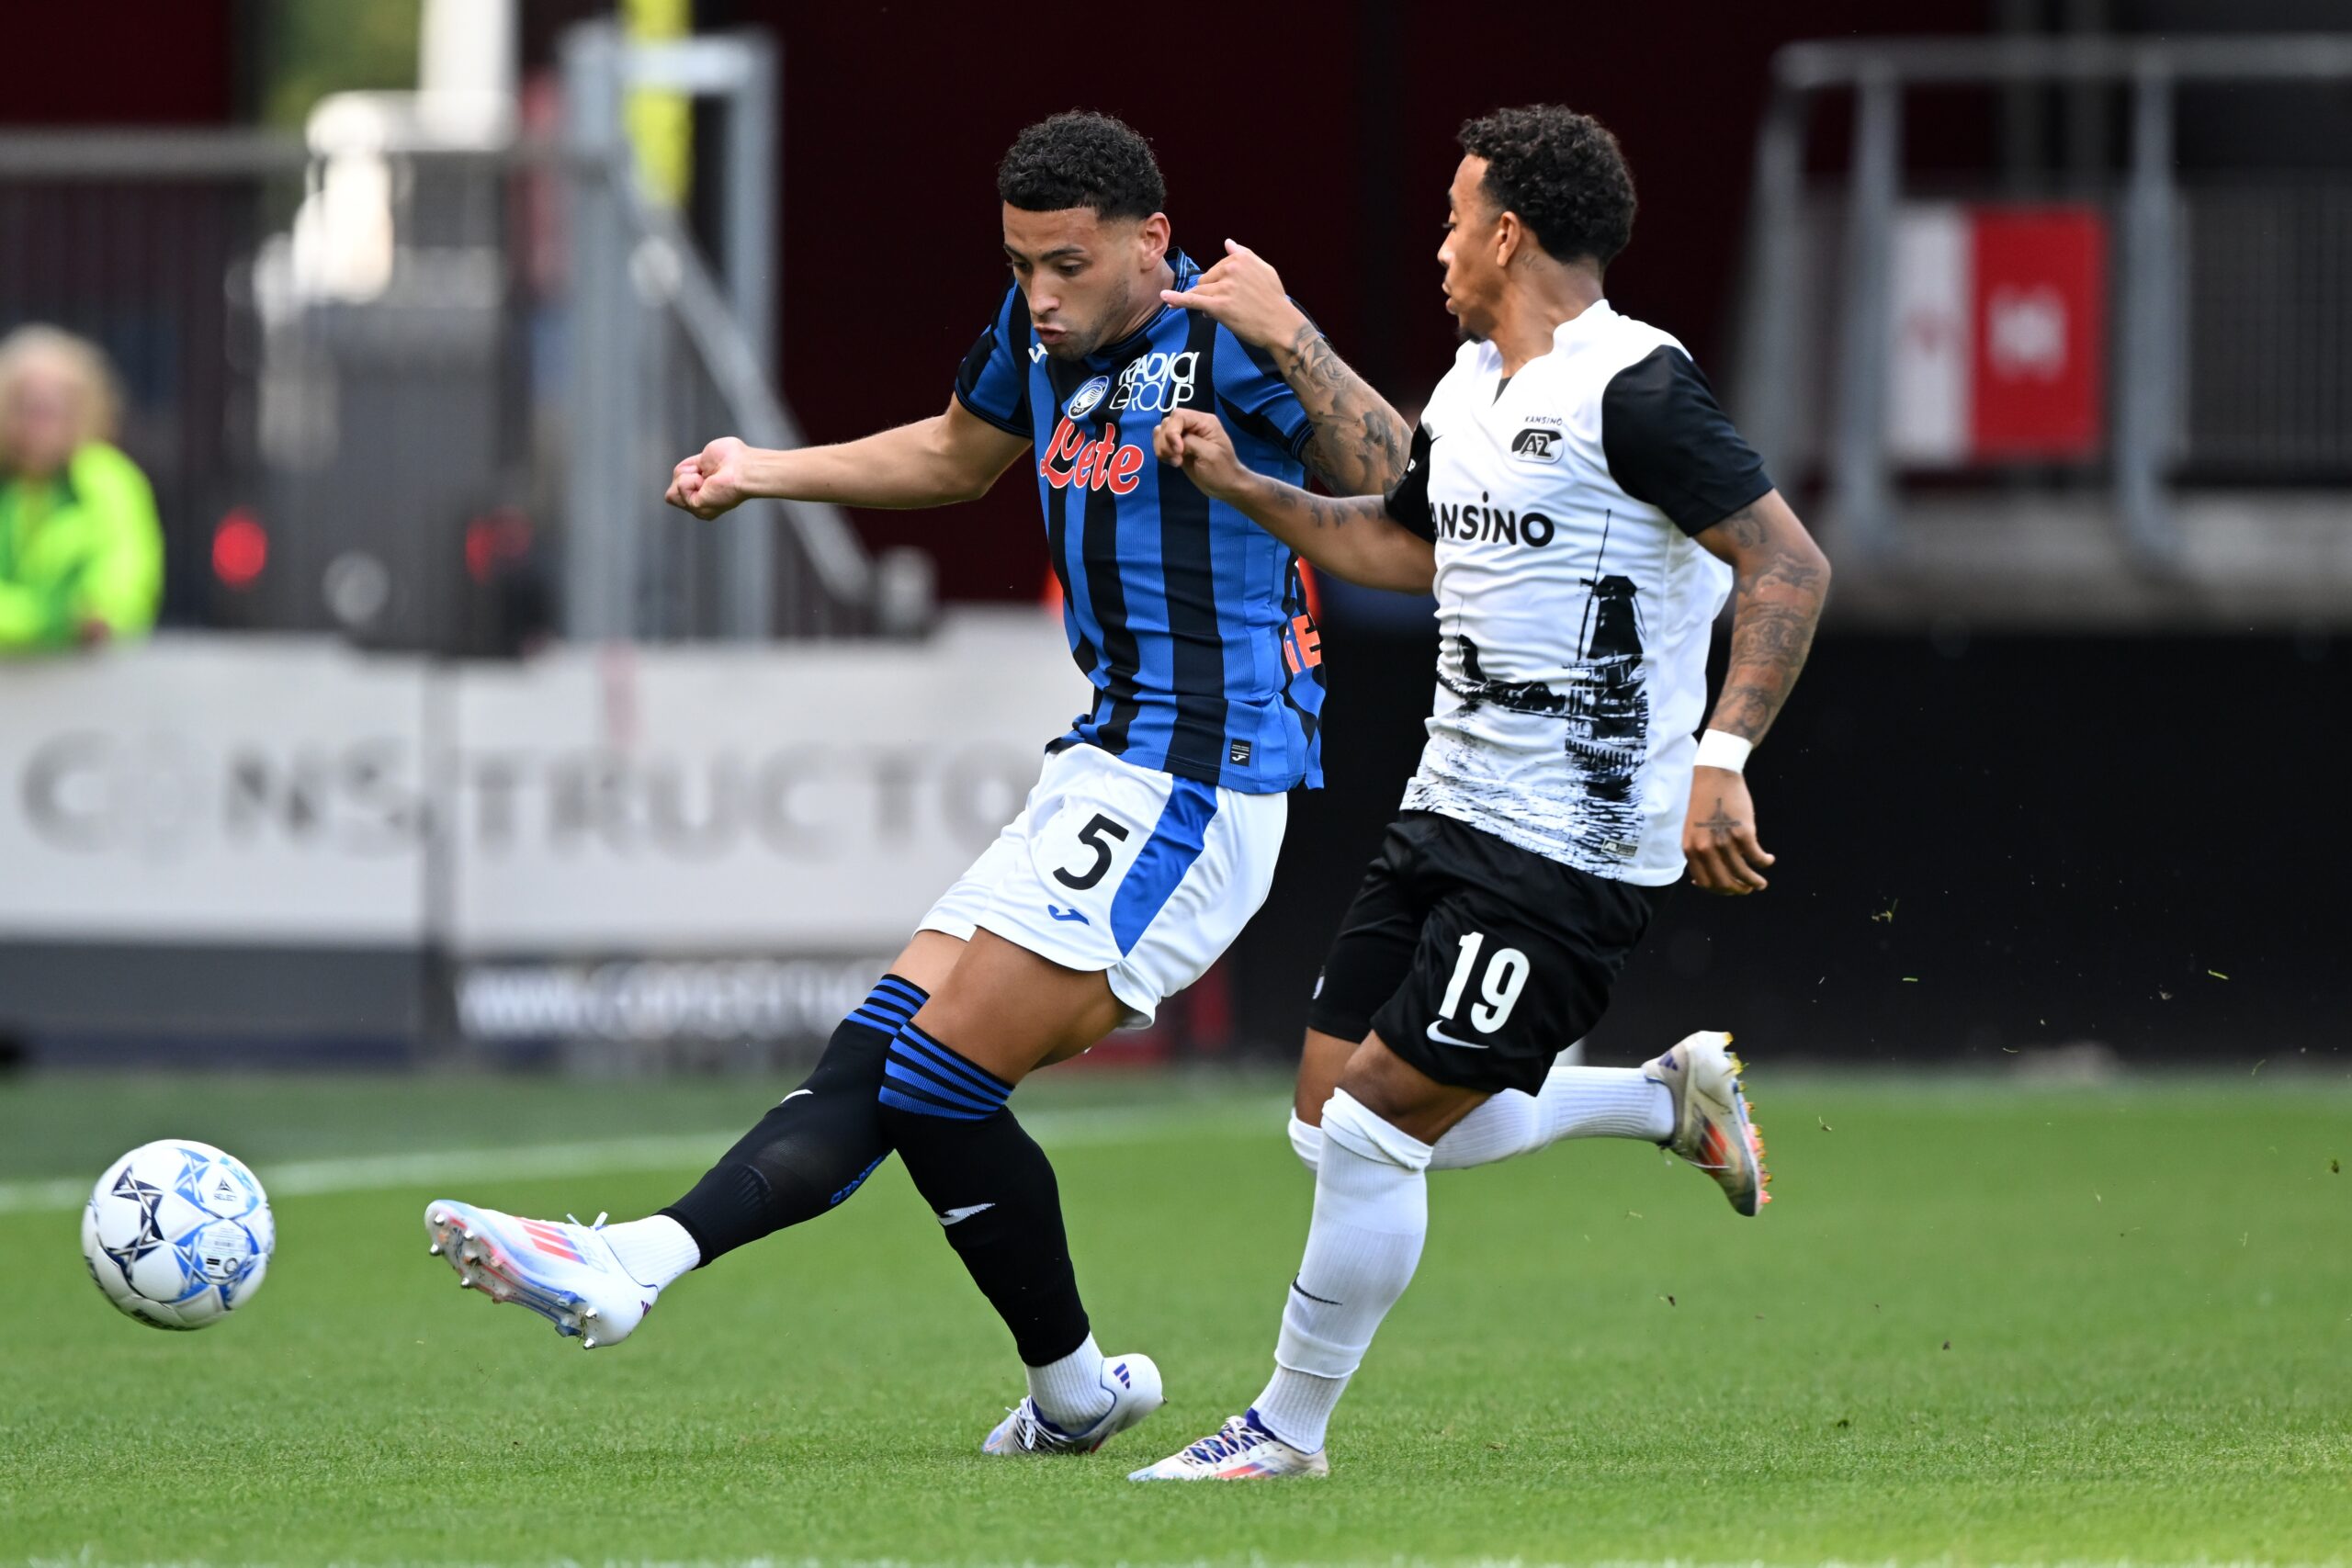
[1383,423,1437,541]
[1600,346,1772,536]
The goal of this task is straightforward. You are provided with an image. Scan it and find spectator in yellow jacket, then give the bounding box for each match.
[0,325,164,654]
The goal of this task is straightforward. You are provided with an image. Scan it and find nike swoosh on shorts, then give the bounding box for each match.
[1425,1020,1490,1050]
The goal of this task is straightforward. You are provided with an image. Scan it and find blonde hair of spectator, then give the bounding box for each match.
[0,324,121,471]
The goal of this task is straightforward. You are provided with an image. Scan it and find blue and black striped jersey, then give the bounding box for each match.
[955,249,1327,794]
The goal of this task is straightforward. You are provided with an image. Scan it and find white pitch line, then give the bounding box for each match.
[18,1557,2340,1568]
[0,1098,1283,1217]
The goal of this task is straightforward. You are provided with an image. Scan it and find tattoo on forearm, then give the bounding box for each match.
[1713,504,1769,550]
[1292,492,1391,534]
[1709,506,1829,745]
[1277,322,1409,497]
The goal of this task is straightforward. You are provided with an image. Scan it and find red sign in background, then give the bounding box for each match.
[1969,206,2109,460]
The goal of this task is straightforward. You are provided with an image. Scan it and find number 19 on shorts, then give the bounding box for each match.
[1438,932,1531,1035]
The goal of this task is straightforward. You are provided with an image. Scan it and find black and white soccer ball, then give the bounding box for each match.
[81,1139,274,1330]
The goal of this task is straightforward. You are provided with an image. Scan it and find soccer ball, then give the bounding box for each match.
[81,1140,274,1330]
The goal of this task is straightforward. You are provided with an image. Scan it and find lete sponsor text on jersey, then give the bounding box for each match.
[1039,414,1147,493]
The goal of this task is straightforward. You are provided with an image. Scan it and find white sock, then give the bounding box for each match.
[1426,1090,1541,1168]
[1287,1110,1323,1173]
[1288,1050,1663,1176]
[1254,1089,1431,1454]
[599,1214,699,1290]
[1533,1065,1673,1144]
[1027,1332,1114,1430]
[1426,1063,1671,1170]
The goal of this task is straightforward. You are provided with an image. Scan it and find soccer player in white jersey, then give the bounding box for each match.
[1133,105,1832,1480]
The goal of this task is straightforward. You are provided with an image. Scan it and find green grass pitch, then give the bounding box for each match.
[2,1068,2346,1565]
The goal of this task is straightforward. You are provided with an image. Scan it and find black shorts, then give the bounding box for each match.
[1306,811,1668,1096]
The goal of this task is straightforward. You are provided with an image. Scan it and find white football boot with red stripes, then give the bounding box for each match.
[423,1200,659,1348]
[1129,1414,1329,1481]
[1643,1031,1771,1216]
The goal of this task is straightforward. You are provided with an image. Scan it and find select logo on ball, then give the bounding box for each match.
[82,1139,274,1331]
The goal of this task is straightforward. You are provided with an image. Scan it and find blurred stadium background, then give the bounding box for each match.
[5,5,2350,1563]
[1,0,2341,1078]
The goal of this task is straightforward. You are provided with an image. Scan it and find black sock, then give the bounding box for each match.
[875,1021,1091,1367]
[660,975,927,1264]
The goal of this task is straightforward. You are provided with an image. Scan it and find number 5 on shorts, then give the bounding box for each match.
[1437,931,1532,1034]
[1052,813,1132,893]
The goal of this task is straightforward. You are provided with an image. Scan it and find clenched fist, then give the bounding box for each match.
[1153,410,1250,502]
[665,436,753,520]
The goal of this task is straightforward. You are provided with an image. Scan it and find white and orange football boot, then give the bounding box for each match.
[1644,1031,1771,1215]
[1129,1413,1329,1481]
[423,1200,659,1348]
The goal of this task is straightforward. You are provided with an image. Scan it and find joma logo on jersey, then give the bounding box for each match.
[1039,416,1146,494]
[1510,427,1563,464]
[1436,498,1556,547]
[1109,350,1199,412]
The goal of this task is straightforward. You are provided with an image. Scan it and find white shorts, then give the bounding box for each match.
[919,743,1288,1027]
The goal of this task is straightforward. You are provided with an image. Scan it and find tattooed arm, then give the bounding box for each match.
[1154,410,1434,592]
[1265,315,1411,495]
[1160,239,1410,495]
[1696,491,1831,746]
[1682,491,1833,896]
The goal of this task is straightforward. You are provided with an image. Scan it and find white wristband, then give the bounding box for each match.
[1694,729,1753,773]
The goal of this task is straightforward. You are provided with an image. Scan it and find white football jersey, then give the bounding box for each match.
[1386,299,1770,886]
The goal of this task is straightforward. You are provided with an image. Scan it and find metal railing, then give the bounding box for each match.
[0,22,883,649]
[1733,33,2352,568]
[557,22,877,643]
[2181,181,2352,475]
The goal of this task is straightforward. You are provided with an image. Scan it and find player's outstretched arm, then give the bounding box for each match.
[1155,411,1432,592]
[664,397,1031,519]
[1683,490,1832,896]
[1162,240,1410,496]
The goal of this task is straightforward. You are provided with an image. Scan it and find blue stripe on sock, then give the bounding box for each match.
[871,976,928,1009]
[843,977,927,1036]
[897,1043,1011,1111]
[898,1026,1012,1099]
[882,1055,1001,1114]
[1110,777,1219,955]
[882,1055,995,1110]
[879,1085,989,1120]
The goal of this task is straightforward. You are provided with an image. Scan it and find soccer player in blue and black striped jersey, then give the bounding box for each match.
[421,111,1408,1459]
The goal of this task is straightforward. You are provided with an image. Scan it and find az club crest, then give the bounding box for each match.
[1066,375,1113,421]
[1510,426,1562,463]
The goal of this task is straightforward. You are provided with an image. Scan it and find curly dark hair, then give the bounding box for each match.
[997,111,1166,220]
[1458,106,1636,269]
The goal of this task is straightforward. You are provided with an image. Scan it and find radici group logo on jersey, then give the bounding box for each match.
[1110,350,1199,413]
